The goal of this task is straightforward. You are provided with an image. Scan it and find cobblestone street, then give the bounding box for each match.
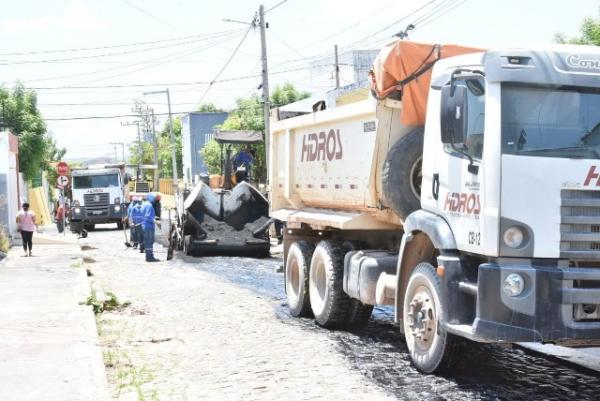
[83,226,600,401]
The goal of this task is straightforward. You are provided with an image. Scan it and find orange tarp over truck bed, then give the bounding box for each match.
[370,41,482,125]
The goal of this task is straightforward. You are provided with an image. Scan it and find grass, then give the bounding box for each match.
[85,289,130,314]
[0,226,9,254]
[69,259,83,268]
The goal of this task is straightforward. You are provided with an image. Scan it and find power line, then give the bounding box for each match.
[412,0,467,30]
[0,29,244,57]
[27,65,320,90]
[19,31,244,84]
[0,30,245,66]
[118,0,184,32]
[265,0,289,13]
[195,23,254,107]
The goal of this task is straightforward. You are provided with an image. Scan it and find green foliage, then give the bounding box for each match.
[127,117,183,179]
[197,102,224,112]
[555,16,600,45]
[215,83,310,181]
[157,117,183,178]
[0,225,9,253]
[86,290,127,314]
[199,139,222,175]
[221,94,264,131]
[0,83,64,181]
[271,83,311,107]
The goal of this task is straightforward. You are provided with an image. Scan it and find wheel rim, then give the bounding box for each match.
[310,257,327,315]
[406,285,437,352]
[410,156,423,200]
[286,258,301,300]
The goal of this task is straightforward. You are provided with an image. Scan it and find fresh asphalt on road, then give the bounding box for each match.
[85,224,600,401]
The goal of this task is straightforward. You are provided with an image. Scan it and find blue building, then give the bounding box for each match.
[181,112,228,184]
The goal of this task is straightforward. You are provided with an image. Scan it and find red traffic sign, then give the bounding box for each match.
[57,175,69,188]
[57,161,69,176]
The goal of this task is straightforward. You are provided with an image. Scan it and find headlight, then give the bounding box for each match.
[114,197,120,204]
[503,226,524,249]
[74,207,81,214]
[503,273,525,297]
[114,205,121,212]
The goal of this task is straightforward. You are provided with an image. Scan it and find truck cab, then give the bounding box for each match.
[412,45,600,354]
[70,168,125,231]
[271,42,600,373]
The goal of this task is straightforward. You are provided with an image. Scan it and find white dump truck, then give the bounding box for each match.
[270,40,600,373]
[70,166,126,232]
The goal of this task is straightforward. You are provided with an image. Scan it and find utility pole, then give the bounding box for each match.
[144,89,178,195]
[110,142,125,162]
[258,4,271,183]
[150,109,159,191]
[121,120,142,179]
[334,44,340,89]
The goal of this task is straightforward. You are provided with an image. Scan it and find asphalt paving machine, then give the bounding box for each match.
[168,130,271,258]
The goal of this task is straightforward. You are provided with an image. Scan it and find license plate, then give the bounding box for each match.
[91,210,103,215]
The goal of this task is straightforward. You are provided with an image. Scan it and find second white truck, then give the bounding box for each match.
[270,40,600,373]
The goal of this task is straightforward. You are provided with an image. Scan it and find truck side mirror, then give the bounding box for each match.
[440,84,468,145]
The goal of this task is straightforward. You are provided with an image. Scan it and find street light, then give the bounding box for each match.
[143,88,178,195]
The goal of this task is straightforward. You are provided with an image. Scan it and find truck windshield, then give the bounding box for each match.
[73,174,120,189]
[501,84,600,159]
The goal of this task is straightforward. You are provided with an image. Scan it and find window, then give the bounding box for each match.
[73,174,120,189]
[501,84,600,159]
[445,78,486,160]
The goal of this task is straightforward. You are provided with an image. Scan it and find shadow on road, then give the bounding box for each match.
[175,253,600,401]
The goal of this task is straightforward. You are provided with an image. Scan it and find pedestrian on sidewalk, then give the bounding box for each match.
[54,201,65,233]
[16,202,36,257]
[140,193,159,262]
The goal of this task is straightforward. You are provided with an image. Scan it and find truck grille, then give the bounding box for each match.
[134,182,150,193]
[84,193,110,207]
[560,189,600,260]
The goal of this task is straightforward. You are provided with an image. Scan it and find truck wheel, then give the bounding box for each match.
[183,235,193,256]
[285,241,314,317]
[309,241,351,328]
[403,262,461,373]
[345,300,373,329]
[382,128,424,221]
[117,221,124,230]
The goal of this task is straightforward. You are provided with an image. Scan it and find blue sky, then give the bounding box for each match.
[0,0,597,158]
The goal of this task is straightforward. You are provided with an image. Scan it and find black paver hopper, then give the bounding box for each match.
[169,130,272,257]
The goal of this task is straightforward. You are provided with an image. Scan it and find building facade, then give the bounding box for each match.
[181,112,229,185]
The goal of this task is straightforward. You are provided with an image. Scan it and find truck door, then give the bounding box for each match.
[435,77,486,253]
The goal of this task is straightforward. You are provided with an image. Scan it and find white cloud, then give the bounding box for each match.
[0,1,106,33]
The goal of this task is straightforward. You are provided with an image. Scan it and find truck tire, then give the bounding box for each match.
[403,262,462,373]
[345,300,373,329]
[183,235,193,256]
[117,221,124,230]
[382,128,424,221]
[309,240,352,328]
[285,241,314,317]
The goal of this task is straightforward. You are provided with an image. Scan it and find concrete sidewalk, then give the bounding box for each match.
[0,231,109,401]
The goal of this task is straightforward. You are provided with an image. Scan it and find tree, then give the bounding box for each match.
[271,83,311,107]
[197,102,224,113]
[157,117,183,178]
[555,16,600,45]
[0,83,65,182]
[209,83,310,181]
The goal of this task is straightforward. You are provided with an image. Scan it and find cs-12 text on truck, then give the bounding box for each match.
[269,41,600,373]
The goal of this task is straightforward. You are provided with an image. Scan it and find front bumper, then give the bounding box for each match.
[71,204,125,222]
[441,257,600,343]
